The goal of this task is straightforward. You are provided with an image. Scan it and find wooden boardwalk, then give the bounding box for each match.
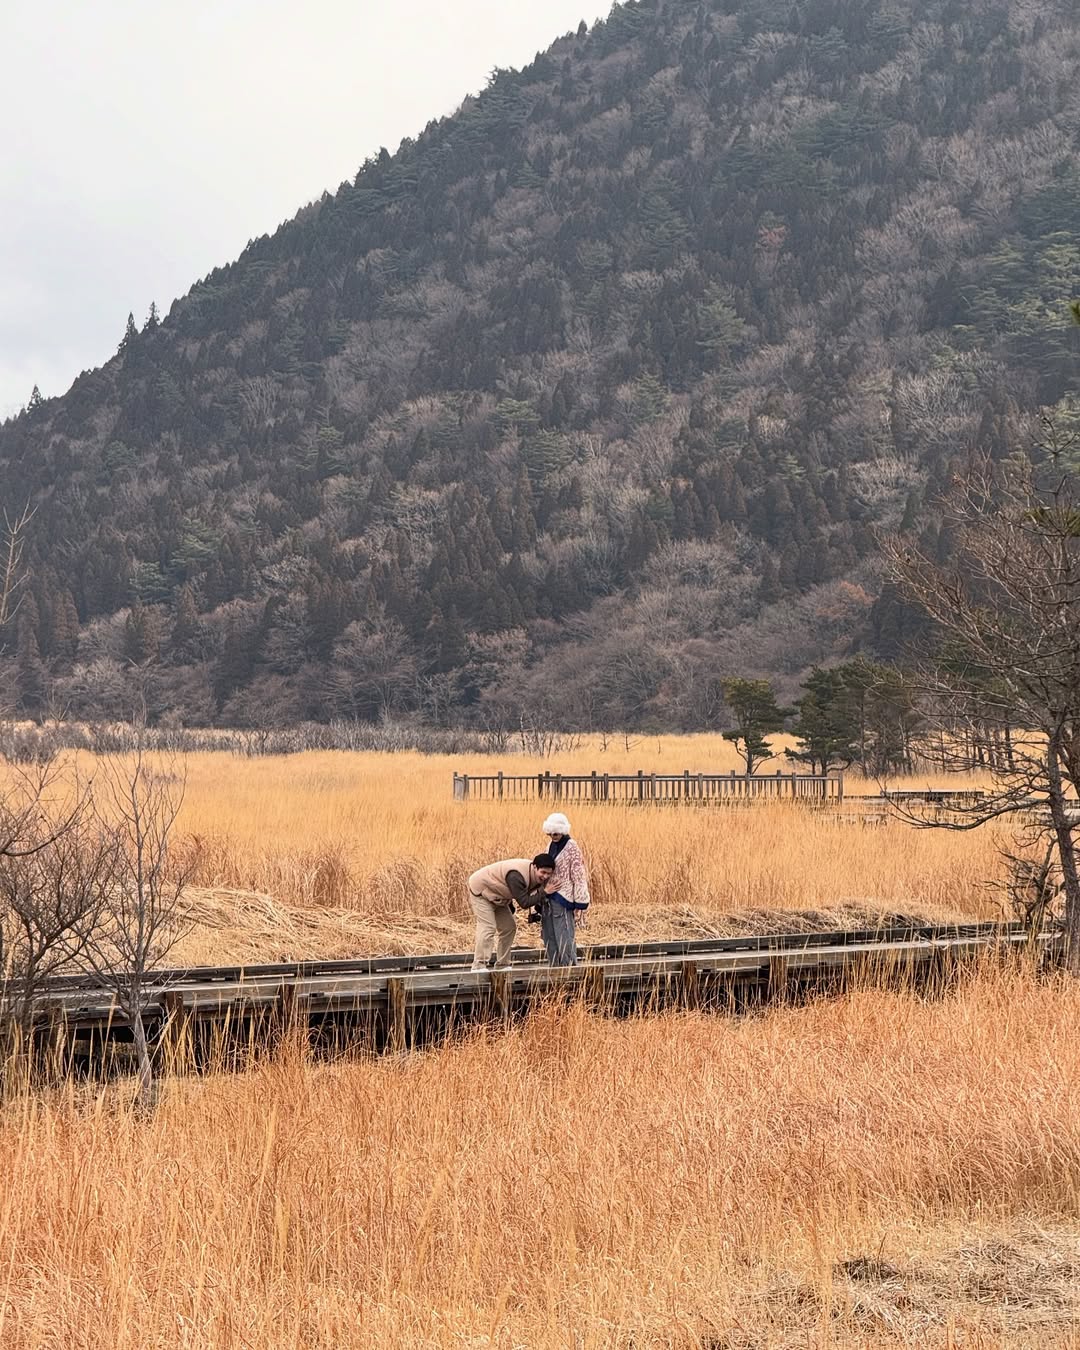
[20,922,1055,1073]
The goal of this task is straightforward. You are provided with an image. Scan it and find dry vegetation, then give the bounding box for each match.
[139,735,1010,965]
[2,966,1079,1347]
[1,736,1071,1346]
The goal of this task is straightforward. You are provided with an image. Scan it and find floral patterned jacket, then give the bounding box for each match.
[549,838,591,911]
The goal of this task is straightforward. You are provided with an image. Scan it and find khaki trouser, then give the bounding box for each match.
[469,892,517,967]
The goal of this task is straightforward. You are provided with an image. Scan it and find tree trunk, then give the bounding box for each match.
[1047,737,1080,974]
[130,1007,157,1111]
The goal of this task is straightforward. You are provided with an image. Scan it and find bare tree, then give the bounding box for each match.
[0,503,36,650]
[883,437,1080,970]
[328,617,416,721]
[77,747,193,1107]
[0,757,85,861]
[0,812,117,1041]
[0,758,100,1084]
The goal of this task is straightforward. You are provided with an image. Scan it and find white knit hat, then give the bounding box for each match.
[542,812,572,836]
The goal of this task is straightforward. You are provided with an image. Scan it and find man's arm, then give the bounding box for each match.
[504,870,532,905]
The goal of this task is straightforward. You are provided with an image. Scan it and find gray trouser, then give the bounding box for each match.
[540,901,578,966]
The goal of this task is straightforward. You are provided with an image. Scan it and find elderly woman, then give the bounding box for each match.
[536,812,591,966]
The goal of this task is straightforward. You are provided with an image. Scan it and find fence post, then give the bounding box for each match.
[768,955,791,1003]
[387,978,406,1053]
[277,982,310,1048]
[637,770,645,801]
[698,772,704,799]
[453,774,466,802]
[555,773,563,800]
[491,971,511,1027]
[497,771,504,800]
[683,770,690,801]
[162,991,191,1072]
[544,771,552,799]
[604,773,610,801]
[680,961,700,1010]
[538,772,544,798]
[650,772,657,800]
[591,771,598,801]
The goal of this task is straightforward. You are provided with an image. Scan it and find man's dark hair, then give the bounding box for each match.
[533,853,556,869]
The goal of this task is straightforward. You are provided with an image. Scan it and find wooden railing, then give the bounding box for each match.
[452,769,844,804]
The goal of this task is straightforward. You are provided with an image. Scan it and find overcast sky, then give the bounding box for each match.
[0,0,608,418]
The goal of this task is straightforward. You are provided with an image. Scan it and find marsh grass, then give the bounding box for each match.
[148,736,1012,963]
[1,965,1078,1347]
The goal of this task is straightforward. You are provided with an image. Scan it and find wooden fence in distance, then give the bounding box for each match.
[452,769,844,804]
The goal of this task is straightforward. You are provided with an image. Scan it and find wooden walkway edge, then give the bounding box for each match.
[13,923,1059,1076]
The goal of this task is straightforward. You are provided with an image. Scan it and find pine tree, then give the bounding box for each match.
[790,668,859,775]
[48,589,80,671]
[170,584,201,658]
[721,678,790,774]
[118,311,139,354]
[123,600,160,665]
[15,614,49,718]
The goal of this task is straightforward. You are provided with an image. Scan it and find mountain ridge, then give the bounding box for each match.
[2,0,1079,728]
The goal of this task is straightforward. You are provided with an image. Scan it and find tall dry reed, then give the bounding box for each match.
[168,741,1009,939]
[1,967,1078,1347]
[0,735,1016,961]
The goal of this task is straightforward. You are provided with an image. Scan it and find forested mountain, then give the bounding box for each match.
[2,0,1080,730]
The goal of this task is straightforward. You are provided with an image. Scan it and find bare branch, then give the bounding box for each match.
[883,448,1080,970]
[0,502,36,646]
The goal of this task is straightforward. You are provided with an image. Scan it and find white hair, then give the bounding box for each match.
[542,812,572,836]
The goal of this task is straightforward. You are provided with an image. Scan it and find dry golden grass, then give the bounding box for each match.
[1,738,1068,1345]
[0,733,1016,961]
[149,735,1010,963]
[2,966,1079,1348]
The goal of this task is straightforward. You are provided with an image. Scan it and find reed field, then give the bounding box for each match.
[1,966,1079,1348]
[1,735,1073,1346]
[132,734,1012,965]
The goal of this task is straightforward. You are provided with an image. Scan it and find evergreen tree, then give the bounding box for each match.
[170,584,202,659]
[48,589,80,671]
[721,678,790,774]
[123,600,160,665]
[790,667,859,774]
[15,614,49,718]
[118,311,138,354]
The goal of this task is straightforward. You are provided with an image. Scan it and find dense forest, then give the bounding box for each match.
[2,0,1079,730]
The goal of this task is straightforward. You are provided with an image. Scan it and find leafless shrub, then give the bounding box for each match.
[3,719,512,760]
[1005,843,1062,937]
[76,748,194,1110]
[0,812,118,1040]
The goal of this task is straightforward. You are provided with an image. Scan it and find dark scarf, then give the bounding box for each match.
[548,835,569,860]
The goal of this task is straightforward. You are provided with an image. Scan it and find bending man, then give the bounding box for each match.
[466,854,555,972]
